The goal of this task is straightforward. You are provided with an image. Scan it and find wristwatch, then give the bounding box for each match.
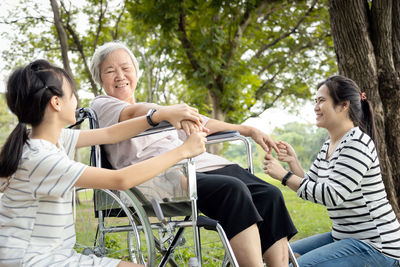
[281,171,293,186]
[146,108,159,127]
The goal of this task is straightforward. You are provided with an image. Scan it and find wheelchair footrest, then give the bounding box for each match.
[197,215,218,231]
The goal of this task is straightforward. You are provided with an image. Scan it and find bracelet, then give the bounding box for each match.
[281,171,293,186]
[146,108,159,127]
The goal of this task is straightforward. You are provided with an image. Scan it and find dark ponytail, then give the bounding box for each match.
[360,99,376,145]
[0,59,76,179]
[317,75,378,145]
[0,123,29,178]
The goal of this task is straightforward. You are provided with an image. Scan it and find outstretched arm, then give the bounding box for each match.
[76,104,203,148]
[75,132,207,189]
[205,118,279,153]
[119,102,159,122]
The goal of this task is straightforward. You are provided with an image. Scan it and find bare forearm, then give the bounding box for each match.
[285,174,302,192]
[77,116,151,147]
[205,118,251,135]
[105,116,150,143]
[117,147,187,188]
[120,102,159,122]
[289,160,305,178]
[76,146,186,190]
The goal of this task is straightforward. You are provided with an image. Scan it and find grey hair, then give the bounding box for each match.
[90,41,140,85]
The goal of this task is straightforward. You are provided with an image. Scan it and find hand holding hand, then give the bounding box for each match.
[263,153,287,181]
[277,141,297,164]
[157,104,203,129]
[251,128,279,153]
[180,132,207,158]
[181,120,210,136]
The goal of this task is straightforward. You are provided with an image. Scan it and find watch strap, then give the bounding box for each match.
[281,171,293,186]
[146,109,159,127]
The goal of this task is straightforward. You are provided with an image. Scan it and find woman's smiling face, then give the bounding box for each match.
[314,84,342,130]
[100,49,138,103]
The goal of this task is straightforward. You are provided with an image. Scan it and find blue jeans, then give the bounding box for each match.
[290,232,399,267]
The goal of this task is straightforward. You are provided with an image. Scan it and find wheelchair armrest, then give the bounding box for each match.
[135,121,175,137]
[135,124,241,143]
[206,130,239,142]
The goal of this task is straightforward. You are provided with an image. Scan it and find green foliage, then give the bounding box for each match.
[1,0,337,124]
[0,94,17,147]
[127,0,337,122]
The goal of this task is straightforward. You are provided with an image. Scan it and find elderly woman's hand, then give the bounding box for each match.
[250,128,279,153]
[155,104,204,130]
[263,153,287,181]
[181,120,209,136]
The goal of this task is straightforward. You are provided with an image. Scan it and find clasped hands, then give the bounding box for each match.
[157,104,209,135]
[264,141,298,181]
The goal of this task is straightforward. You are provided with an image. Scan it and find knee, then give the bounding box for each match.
[224,178,250,195]
[264,185,285,202]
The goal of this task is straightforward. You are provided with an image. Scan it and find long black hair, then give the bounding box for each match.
[317,75,377,145]
[0,59,76,179]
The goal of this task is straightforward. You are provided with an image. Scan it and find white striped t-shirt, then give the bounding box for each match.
[297,127,400,260]
[0,128,119,266]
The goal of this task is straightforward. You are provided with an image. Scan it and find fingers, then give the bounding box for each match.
[264,153,273,160]
[182,121,191,136]
[201,125,210,133]
[270,140,280,154]
[181,120,204,135]
[259,142,270,153]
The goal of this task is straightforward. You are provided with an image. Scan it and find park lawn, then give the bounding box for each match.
[259,172,332,241]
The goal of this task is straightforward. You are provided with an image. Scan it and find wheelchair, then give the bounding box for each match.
[72,107,299,267]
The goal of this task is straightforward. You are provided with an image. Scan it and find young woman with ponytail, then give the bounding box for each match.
[264,75,400,267]
[0,59,207,266]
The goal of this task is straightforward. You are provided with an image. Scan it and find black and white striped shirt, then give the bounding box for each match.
[297,127,400,260]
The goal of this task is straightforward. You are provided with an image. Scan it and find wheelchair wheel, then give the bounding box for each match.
[171,226,228,266]
[74,188,156,265]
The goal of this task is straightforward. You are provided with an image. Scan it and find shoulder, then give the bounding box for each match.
[91,95,127,108]
[59,128,80,157]
[339,127,376,161]
[20,139,64,173]
[90,95,129,126]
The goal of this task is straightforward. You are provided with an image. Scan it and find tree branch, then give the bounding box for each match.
[177,6,200,72]
[260,2,289,23]
[255,0,319,58]
[94,0,107,49]
[257,34,329,76]
[112,0,127,40]
[64,19,100,96]
[0,16,52,24]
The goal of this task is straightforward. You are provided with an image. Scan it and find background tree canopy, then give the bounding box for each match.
[0,0,335,123]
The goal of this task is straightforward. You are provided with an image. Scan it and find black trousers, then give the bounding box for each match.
[196,164,297,253]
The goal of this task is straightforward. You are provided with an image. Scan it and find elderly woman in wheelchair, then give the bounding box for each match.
[88,41,298,267]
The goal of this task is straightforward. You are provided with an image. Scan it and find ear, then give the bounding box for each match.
[341,100,350,112]
[49,95,62,112]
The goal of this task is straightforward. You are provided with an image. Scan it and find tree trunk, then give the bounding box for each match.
[49,0,73,81]
[208,91,226,155]
[328,0,400,218]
